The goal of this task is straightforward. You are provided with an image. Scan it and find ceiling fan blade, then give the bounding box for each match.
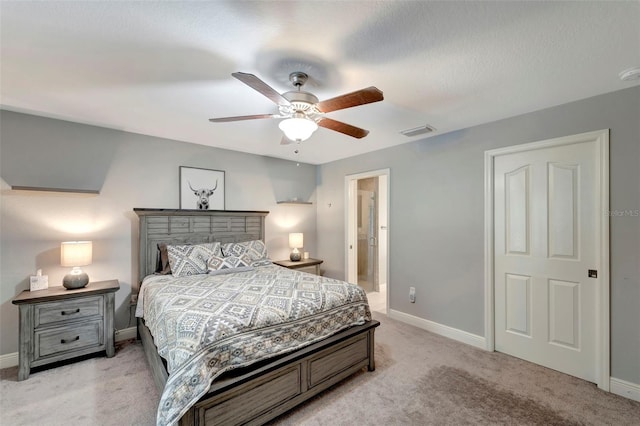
[209,114,277,123]
[232,72,291,106]
[316,86,383,113]
[317,117,370,139]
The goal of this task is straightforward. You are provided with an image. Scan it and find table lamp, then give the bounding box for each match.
[289,233,303,261]
[61,241,92,289]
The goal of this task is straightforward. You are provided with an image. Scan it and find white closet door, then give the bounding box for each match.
[494,138,600,382]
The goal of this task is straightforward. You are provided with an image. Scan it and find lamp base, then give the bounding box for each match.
[290,251,301,262]
[63,272,89,289]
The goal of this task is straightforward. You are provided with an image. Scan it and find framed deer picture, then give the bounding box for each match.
[179,166,225,210]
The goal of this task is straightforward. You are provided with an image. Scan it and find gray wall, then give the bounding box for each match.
[0,111,317,355]
[2,87,638,385]
[317,86,640,384]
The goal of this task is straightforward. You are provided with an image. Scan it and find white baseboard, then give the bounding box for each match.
[0,352,19,369]
[388,309,486,349]
[0,327,138,369]
[115,326,137,342]
[610,377,640,402]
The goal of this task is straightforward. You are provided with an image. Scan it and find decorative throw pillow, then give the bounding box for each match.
[167,242,221,277]
[221,240,268,262]
[207,254,253,276]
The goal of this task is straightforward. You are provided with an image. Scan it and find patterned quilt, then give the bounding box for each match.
[137,264,371,426]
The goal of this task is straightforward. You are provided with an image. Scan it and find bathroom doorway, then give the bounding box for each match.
[346,169,389,314]
[357,178,378,292]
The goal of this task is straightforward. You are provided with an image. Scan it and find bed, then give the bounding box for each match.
[134,208,379,426]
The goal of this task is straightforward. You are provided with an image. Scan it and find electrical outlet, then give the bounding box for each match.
[131,293,138,305]
[409,286,416,303]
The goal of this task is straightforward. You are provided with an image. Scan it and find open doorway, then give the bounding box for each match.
[346,169,389,314]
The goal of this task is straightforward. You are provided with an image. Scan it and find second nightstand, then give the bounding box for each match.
[273,258,323,276]
[12,279,120,381]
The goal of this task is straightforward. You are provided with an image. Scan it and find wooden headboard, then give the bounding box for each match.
[134,208,269,283]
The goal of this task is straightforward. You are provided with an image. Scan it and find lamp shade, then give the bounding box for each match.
[278,115,318,142]
[289,233,304,249]
[61,241,92,267]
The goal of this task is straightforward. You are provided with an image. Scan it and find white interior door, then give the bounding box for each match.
[493,135,605,383]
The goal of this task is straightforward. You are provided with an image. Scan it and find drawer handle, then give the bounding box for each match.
[61,309,80,316]
[61,336,80,344]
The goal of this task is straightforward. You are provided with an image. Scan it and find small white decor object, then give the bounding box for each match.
[29,269,49,291]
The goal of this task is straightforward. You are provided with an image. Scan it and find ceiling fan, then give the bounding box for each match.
[209,72,384,144]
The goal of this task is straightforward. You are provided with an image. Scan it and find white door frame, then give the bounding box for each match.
[345,168,390,303]
[484,129,610,390]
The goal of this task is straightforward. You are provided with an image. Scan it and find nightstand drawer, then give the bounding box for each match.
[35,296,103,327]
[36,320,103,358]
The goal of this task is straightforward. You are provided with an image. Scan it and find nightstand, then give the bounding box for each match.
[273,258,323,276]
[12,279,120,381]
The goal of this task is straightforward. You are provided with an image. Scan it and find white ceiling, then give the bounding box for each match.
[1,1,639,165]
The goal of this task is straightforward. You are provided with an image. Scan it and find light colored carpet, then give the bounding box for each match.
[271,313,640,425]
[366,284,387,314]
[1,313,639,425]
[0,340,158,425]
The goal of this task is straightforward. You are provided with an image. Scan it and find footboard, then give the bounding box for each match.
[139,319,380,425]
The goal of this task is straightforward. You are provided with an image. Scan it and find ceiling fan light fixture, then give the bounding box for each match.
[278,114,318,142]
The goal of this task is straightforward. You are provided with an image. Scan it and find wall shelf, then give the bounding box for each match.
[277,200,312,205]
[11,186,100,194]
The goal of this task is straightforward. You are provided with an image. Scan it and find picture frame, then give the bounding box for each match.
[179,166,225,210]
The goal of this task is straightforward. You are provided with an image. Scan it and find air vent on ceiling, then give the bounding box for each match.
[400,124,436,137]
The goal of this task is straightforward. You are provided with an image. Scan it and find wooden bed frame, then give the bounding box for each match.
[134,208,379,425]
